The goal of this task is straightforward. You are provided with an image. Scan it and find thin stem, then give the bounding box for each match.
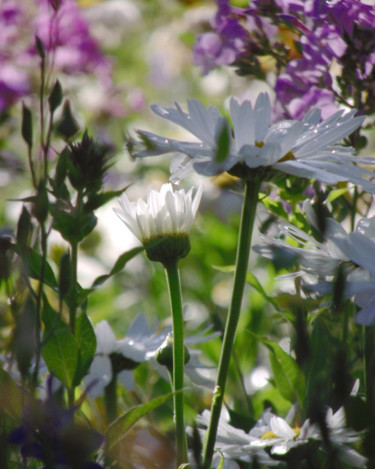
[105,373,118,424]
[164,260,188,468]
[202,179,260,469]
[69,239,78,335]
[32,224,48,388]
[365,327,375,414]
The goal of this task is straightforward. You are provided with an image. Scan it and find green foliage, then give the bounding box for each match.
[262,338,305,404]
[105,391,174,452]
[42,299,96,388]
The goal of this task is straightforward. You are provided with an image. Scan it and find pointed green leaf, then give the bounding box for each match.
[73,312,96,387]
[91,246,144,289]
[262,339,304,404]
[246,272,282,311]
[85,186,130,212]
[106,392,174,452]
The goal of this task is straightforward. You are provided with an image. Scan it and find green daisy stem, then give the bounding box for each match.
[202,179,260,469]
[164,259,188,468]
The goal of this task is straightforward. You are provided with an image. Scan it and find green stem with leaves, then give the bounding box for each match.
[202,179,260,469]
[164,259,188,468]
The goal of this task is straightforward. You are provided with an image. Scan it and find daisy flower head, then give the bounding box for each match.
[115,183,202,264]
[133,93,375,191]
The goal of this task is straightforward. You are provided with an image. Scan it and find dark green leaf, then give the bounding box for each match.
[73,312,96,387]
[105,392,174,452]
[21,103,33,148]
[42,299,79,388]
[48,79,63,113]
[27,249,57,289]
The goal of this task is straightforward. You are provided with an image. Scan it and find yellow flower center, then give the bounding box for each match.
[260,426,301,440]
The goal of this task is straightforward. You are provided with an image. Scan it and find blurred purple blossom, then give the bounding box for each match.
[0,0,113,113]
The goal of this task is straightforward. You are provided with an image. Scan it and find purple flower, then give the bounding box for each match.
[194,0,248,74]
[8,381,104,468]
[33,0,112,81]
[0,0,114,112]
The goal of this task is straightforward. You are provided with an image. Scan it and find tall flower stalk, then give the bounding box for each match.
[202,179,260,468]
[115,183,202,467]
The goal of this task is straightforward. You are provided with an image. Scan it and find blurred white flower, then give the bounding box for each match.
[255,211,375,325]
[85,314,220,397]
[133,93,375,190]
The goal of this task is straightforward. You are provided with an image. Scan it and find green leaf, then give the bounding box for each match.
[105,392,174,452]
[27,249,58,289]
[48,79,63,113]
[262,339,304,404]
[246,272,282,312]
[91,246,144,289]
[326,187,348,203]
[85,186,129,212]
[42,299,79,388]
[21,103,33,148]
[215,122,230,163]
[0,368,23,419]
[73,312,96,387]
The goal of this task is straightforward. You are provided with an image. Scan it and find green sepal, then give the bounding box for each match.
[145,235,190,265]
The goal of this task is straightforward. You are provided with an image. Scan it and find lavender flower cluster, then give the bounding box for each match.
[194,0,375,120]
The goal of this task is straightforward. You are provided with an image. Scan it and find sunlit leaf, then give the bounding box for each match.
[105,392,174,452]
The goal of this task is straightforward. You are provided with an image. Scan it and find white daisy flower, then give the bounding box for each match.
[84,314,220,397]
[132,93,375,190]
[115,183,202,243]
[193,402,366,468]
[115,183,202,264]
